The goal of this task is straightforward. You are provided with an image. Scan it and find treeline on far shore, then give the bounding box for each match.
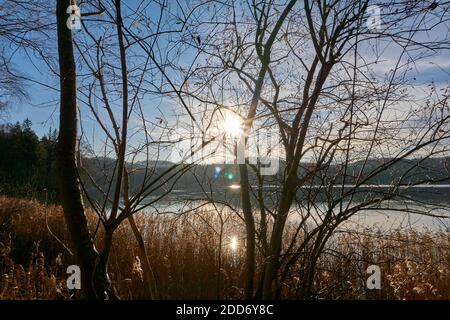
[0,120,58,203]
[1,120,450,207]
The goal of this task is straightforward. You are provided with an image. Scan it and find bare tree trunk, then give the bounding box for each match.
[238,0,298,299]
[56,0,109,299]
[109,0,128,221]
[261,175,296,299]
[128,215,158,299]
[262,61,332,299]
[124,164,158,299]
[239,164,256,299]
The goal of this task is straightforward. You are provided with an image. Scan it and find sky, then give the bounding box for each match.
[2,1,449,156]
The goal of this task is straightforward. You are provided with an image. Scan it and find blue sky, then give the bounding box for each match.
[2,1,450,143]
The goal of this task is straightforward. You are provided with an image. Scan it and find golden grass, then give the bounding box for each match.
[0,196,449,300]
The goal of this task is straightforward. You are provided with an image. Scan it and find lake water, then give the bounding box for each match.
[142,185,450,232]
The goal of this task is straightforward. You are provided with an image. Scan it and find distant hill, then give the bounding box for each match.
[79,156,450,203]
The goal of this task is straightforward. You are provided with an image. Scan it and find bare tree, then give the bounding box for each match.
[21,0,450,300]
[176,0,450,299]
[0,0,52,113]
[56,0,114,299]
[56,0,214,299]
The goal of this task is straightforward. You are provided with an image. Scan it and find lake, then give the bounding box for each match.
[141,185,450,232]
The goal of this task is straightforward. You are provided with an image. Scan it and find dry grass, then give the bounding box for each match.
[0,196,449,300]
[297,230,450,299]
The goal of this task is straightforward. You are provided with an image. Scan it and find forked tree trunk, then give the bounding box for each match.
[261,175,297,299]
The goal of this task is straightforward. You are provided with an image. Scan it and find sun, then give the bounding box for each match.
[230,236,238,251]
[221,112,242,138]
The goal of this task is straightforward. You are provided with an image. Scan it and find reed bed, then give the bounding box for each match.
[0,196,449,299]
